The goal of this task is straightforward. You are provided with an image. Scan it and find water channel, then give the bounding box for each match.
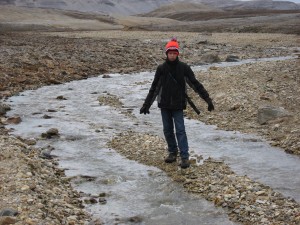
[6,56,299,225]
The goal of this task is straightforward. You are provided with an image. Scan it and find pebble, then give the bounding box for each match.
[21,185,30,191]
[0,209,18,217]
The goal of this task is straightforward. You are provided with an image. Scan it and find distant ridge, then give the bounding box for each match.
[0,0,299,15]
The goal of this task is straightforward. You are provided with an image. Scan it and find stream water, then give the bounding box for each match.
[6,56,299,225]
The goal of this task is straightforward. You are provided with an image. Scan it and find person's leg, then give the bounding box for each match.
[161,109,178,154]
[172,110,189,160]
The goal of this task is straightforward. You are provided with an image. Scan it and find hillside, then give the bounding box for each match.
[0,0,171,15]
[0,0,299,16]
[143,2,222,18]
[142,1,300,22]
[223,0,300,10]
[0,5,121,31]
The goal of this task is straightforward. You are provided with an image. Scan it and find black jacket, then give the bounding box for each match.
[144,58,210,110]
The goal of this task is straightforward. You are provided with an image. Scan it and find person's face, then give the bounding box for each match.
[167,51,178,61]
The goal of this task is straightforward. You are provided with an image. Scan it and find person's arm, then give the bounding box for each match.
[140,66,162,114]
[185,65,214,111]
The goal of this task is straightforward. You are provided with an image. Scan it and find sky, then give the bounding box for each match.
[239,0,300,2]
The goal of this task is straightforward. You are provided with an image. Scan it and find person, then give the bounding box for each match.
[140,38,214,169]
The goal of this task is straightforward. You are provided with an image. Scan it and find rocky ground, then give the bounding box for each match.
[0,30,299,224]
[108,132,300,225]
[0,135,103,225]
[186,59,300,155]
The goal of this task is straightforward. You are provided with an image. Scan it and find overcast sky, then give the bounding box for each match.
[239,0,300,2]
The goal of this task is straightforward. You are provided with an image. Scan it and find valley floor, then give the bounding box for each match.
[0,31,299,224]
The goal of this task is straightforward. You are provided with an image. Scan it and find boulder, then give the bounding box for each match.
[46,128,59,136]
[0,104,11,116]
[225,55,240,62]
[6,116,22,124]
[41,128,59,139]
[258,106,291,125]
[201,53,221,63]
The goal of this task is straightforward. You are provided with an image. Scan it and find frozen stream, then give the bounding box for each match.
[6,56,300,224]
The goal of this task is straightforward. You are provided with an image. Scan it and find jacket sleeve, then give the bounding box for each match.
[185,65,210,101]
[144,65,163,106]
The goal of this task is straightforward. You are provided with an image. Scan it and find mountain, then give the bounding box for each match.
[0,0,173,15]
[0,0,299,15]
[144,2,222,18]
[221,0,300,10]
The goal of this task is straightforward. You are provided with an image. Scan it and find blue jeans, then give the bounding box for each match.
[161,109,189,159]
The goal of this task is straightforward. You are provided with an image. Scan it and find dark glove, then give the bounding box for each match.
[140,104,150,114]
[205,98,215,112]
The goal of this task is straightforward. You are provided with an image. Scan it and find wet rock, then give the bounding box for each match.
[71,175,97,184]
[98,198,107,205]
[56,95,67,100]
[0,104,11,116]
[87,219,103,225]
[0,209,18,217]
[42,114,52,119]
[258,106,291,125]
[41,128,59,139]
[84,198,98,204]
[99,193,106,197]
[201,53,221,63]
[225,55,240,62]
[102,74,111,78]
[24,138,36,146]
[32,112,42,115]
[46,128,59,136]
[40,151,54,159]
[6,116,22,124]
[47,109,57,112]
[127,216,143,223]
[209,66,219,70]
[0,217,17,225]
[80,175,97,182]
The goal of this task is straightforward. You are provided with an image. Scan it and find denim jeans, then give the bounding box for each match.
[161,108,189,159]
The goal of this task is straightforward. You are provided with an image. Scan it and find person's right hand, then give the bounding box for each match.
[208,102,215,112]
[205,98,215,112]
[140,104,150,114]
